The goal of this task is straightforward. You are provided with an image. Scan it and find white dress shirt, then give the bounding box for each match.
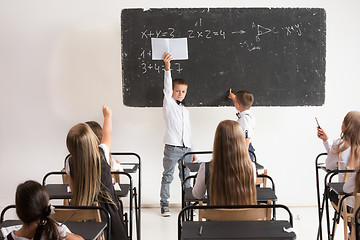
[237,109,255,140]
[163,70,191,148]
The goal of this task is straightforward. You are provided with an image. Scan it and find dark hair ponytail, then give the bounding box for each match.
[16,181,61,240]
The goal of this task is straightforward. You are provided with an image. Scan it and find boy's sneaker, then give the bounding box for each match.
[161,206,171,217]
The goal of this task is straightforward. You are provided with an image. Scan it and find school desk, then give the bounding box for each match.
[178,205,296,240]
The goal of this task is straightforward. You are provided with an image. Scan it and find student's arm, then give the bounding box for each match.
[228,88,236,105]
[163,52,173,98]
[101,105,112,151]
[317,126,338,170]
[192,162,207,199]
[324,140,340,171]
[317,126,329,142]
[245,138,251,149]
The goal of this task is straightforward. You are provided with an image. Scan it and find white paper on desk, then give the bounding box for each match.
[1,225,22,237]
[114,183,121,191]
[151,38,188,60]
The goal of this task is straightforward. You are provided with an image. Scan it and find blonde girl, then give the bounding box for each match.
[65,105,127,240]
[192,120,257,205]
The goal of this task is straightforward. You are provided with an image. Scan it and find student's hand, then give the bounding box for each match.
[317,126,328,142]
[102,105,112,119]
[163,52,173,71]
[228,89,236,101]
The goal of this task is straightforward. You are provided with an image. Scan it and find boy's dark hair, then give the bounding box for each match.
[235,90,254,109]
[172,78,188,89]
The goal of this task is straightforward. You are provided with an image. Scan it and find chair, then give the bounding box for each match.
[178,204,296,240]
[181,173,276,221]
[332,193,360,240]
[324,168,355,240]
[111,152,141,240]
[328,167,353,240]
[0,205,111,240]
[51,205,110,240]
[355,206,360,240]
[42,170,132,240]
[316,152,328,240]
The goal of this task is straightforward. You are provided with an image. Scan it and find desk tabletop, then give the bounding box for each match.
[0,220,106,240]
[119,163,139,173]
[328,182,345,195]
[181,220,296,239]
[45,184,130,199]
[184,187,277,203]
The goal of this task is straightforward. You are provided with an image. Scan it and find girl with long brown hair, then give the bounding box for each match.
[192,120,257,205]
[65,105,127,240]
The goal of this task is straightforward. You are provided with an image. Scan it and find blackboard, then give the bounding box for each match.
[121,8,326,107]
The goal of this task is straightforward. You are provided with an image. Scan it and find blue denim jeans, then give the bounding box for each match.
[160,144,191,207]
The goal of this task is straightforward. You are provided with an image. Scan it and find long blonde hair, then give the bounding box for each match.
[338,111,360,169]
[209,120,257,205]
[66,123,101,206]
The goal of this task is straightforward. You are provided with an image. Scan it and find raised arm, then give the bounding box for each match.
[228,88,236,105]
[101,105,112,150]
[317,126,329,142]
[163,52,174,97]
[163,52,173,71]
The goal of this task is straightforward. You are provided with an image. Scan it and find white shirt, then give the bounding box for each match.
[192,161,257,199]
[323,139,351,182]
[237,110,255,141]
[163,70,191,148]
[4,224,71,240]
[343,172,356,208]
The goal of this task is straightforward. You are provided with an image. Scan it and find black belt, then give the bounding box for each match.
[166,144,187,148]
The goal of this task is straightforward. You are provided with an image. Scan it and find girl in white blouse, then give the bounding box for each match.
[192,120,256,205]
[317,111,360,206]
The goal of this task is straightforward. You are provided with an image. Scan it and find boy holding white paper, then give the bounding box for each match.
[159,52,193,217]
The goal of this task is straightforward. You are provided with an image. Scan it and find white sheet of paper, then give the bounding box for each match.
[151,38,188,60]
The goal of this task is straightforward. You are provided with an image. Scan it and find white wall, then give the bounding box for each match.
[0,0,360,208]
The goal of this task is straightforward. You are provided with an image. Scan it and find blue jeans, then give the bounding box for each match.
[160,144,191,207]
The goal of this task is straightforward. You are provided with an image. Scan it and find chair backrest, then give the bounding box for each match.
[50,205,110,240]
[50,207,102,223]
[0,205,16,223]
[200,207,267,221]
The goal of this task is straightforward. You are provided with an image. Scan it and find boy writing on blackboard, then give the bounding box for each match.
[160,52,193,217]
[229,89,256,160]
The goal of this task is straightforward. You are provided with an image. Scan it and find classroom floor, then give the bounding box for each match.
[139,206,347,240]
